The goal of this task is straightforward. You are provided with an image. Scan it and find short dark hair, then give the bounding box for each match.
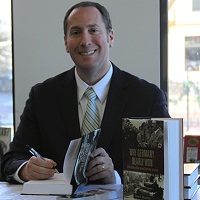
[63,1,112,36]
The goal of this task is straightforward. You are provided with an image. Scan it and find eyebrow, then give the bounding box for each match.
[70,24,100,30]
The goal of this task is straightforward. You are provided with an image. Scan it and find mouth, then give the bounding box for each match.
[79,50,96,56]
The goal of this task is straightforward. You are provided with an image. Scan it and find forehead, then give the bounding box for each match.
[67,7,104,29]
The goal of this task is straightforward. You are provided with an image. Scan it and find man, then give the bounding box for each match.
[1,1,170,186]
[148,121,164,148]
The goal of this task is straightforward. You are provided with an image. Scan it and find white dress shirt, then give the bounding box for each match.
[75,64,112,129]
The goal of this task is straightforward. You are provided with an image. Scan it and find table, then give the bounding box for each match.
[2,182,200,200]
[0,182,57,200]
[0,182,123,200]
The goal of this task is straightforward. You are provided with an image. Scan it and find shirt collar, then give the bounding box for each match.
[75,63,113,103]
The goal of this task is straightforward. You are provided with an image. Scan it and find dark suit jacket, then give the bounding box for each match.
[1,64,170,183]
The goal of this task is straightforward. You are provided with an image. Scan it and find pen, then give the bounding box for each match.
[26,145,59,173]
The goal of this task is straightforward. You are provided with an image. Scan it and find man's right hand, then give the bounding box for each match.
[19,156,57,181]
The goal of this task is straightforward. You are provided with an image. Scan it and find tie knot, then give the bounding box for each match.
[85,87,96,101]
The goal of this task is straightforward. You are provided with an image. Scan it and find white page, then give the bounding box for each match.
[63,138,81,183]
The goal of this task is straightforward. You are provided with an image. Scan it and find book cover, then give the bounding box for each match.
[184,135,200,163]
[185,185,200,200]
[184,163,199,187]
[74,129,101,186]
[184,178,199,199]
[57,189,117,200]
[56,184,121,200]
[122,118,183,200]
[0,127,11,154]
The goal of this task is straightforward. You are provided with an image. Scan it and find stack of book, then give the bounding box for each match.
[184,163,200,200]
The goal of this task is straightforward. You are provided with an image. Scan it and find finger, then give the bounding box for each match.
[26,163,55,180]
[27,167,55,180]
[43,158,58,169]
[87,163,112,181]
[90,147,108,158]
[30,156,57,169]
[26,157,55,180]
[101,164,105,171]
[87,155,105,170]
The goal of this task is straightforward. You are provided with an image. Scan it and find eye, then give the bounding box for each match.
[89,28,99,34]
[70,29,80,37]
[72,31,79,35]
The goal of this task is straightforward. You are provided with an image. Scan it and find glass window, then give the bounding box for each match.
[168,0,200,134]
[185,36,200,71]
[0,0,13,130]
[193,0,200,11]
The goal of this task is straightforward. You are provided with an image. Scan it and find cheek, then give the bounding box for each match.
[97,37,110,50]
[64,41,69,53]
[65,41,74,53]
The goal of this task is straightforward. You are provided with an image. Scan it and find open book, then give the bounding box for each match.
[22,129,101,195]
[56,184,121,200]
[22,173,72,195]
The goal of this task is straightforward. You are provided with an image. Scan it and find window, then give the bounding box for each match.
[193,0,200,11]
[168,0,200,134]
[0,0,13,130]
[185,36,200,71]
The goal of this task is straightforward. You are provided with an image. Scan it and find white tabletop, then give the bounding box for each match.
[3,181,200,200]
[0,182,60,200]
[0,182,123,200]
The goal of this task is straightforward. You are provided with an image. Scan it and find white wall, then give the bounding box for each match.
[13,0,160,127]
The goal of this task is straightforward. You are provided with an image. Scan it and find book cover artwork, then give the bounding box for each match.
[0,127,11,154]
[74,129,101,186]
[122,119,164,200]
[184,135,200,163]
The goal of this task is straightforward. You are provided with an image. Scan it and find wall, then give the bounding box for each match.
[12,0,160,127]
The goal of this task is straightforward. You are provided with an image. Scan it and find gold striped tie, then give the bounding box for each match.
[81,87,100,135]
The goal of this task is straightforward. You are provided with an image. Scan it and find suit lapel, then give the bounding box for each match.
[56,68,81,140]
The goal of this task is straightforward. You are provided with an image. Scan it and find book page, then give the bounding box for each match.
[63,138,82,183]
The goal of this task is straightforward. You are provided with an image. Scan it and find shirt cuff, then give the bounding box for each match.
[13,161,28,184]
[114,170,121,184]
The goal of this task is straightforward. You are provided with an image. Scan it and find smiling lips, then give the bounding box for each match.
[80,50,96,56]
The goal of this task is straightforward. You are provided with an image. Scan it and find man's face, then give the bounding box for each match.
[152,121,157,130]
[64,7,114,73]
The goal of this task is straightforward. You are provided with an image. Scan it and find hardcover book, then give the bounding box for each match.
[22,129,101,195]
[122,118,183,200]
[184,178,199,200]
[186,185,200,200]
[22,173,73,195]
[56,184,121,200]
[0,127,11,154]
[184,135,200,163]
[184,163,199,187]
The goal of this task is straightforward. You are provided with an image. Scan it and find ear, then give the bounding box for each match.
[109,30,114,48]
[64,36,69,53]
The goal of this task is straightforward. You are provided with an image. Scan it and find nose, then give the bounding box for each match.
[80,31,91,46]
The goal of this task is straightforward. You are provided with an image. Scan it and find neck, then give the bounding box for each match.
[76,65,110,85]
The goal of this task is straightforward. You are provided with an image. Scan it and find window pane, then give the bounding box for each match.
[193,0,200,11]
[168,0,200,134]
[0,0,13,129]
